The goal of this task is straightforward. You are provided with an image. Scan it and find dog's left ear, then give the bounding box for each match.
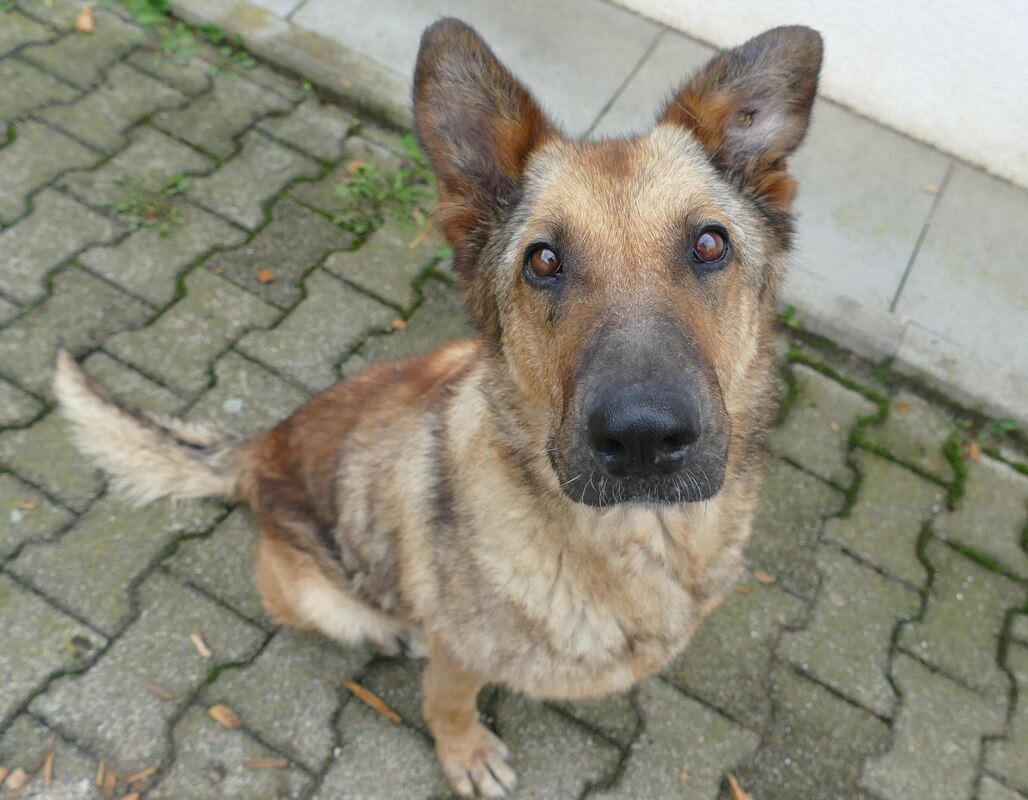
[661,26,822,210]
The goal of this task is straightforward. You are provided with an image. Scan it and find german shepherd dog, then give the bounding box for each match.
[54,18,822,797]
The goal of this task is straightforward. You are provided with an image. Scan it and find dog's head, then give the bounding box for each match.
[414,19,822,507]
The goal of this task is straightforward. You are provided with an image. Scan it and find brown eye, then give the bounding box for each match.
[526,245,562,281]
[693,228,727,264]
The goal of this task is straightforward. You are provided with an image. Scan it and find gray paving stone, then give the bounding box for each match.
[239,269,394,392]
[258,98,357,161]
[151,704,312,799]
[734,665,890,800]
[0,9,53,55]
[106,268,280,397]
[20,9,138,88]
[205,196,351,307]
[0,472,72,559]
[154,71,291,158]
[0,58,78,126]
[898,539,1024,702]
[164,506,266,623]
[0,375,42,427]
[0,714,98,800]
[16,0,106,29]
[31,571,264,772]
[0,188,121,303]
[205,628,371,770]
[985,643,1028,794]
[593,679,758,800]
[667,581,806,729]
[1014,614,1028,647]
[746,456,844,600]
[860,654,1006,800]
[934,453,1028,579]
[290,134,401,214]
[80,350,188,416]
[779,546,920,716]
[865,389,957,479]
[0,573,105,727]
[551,691,640,747]
[10,493,223,634]
[823,450,944,586]
[186,129,319,228]
[38,62,185,152]
[128,47,213,95]
[324,218,443,311]
[0,295,20,326]
[0,266,152,394]
[980,777,1028,800]
[354,658,426,734]
[769,364,877,486]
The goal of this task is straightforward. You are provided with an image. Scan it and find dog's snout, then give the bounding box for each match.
[587,384,700,478]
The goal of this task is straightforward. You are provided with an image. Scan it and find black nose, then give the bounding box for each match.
[587,384,701,478]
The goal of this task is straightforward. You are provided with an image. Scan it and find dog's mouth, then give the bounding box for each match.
[553,455,726,507]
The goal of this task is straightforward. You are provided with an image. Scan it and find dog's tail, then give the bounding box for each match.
[53,350,253,506]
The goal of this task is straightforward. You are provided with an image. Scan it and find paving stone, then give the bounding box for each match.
[20,9,138,88]
[164,506,266,623]
[899,538,1024,702]
[823,450,944,586]
[980,777,1028,800]
[106,268,280,397]
[355,658,426,734]
[10,493,224,634]
[746,456,844,600]
[151,704,312,799]
[239,269,394,392]
[258,98,357,161]
[290,135,401,214]
[38,62,185,152]
[551,691,640,747]
[154,71,291,158]
[60,124,213,209]
[0,9,53,55]
[186,350,310,437]
[206,196,351,307]
[0,188,120,303]
[31,571,264,772]
[325,219,442,311]
[0,295,19,325]
[0,573,105,726]
[206,628,373,770]
[934,453,1028,579]
[0,412,102,511]
[1014,613,1028,646]
[80,350,188,415]
[186,129,319,228]
[0,714,98,799]
[0,472,73,559]
[667,581,805,729]
[770,364,878,486]
[593,679,758,800]
[860,654,1006,800]
[0,266,152,394]
[0,375,42,427]
[341,279,472,378]
[734,665,890,800]
[127,47,213,95]
[779,546,920,716]
[865,389,957,479]
[985,643,1028,793]
[0,58,78,125]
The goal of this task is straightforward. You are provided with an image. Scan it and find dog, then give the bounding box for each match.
[54,18,822,797]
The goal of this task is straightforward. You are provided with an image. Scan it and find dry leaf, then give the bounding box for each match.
[5,767,30,792]
[144,681,175,701]
[74,3,94,33]
[829,421,841,433]
[13,500,36,510]
[256,268,276,284]
[341,677,402,724]
[920,183,940,195]
[95,760,106,787]
[103,768,117,796]
[899,315,911,326]
[896,402,911,414]
[390,318,407,332]
[680,768,690,782]
[727,773,753,800]
[0,767,8,784]
[190,631,212,658]
[752,569,776,585]
[246,757,289,769]
[123,765,158,784]
[735,585,753,595]
[120,794,141,800]
[407,224,431,250]
[344,159,367,175]
[967,440,980,461]
[208,704,242,729]
[43,750,53,787]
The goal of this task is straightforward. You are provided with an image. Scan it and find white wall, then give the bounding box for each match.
[612,0,1028,189]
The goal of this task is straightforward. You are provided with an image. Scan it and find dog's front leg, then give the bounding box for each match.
[422,635,516,798]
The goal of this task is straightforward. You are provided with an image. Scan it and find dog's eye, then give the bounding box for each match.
[525,244,562,283]
[693,228,728,264]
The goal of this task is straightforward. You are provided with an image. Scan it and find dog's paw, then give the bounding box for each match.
[436,722,516,798]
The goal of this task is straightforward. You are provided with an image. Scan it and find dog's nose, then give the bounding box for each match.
[587,384,700,478]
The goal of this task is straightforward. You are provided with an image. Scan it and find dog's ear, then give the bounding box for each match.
[414,18,556,249]
[661,26,822,211]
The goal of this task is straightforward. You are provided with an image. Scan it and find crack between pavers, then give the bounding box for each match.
[583,28,664,139]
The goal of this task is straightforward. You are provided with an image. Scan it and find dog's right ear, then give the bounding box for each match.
[414,18,556,251]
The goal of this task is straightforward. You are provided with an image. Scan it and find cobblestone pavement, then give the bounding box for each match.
[1,5,1027,799]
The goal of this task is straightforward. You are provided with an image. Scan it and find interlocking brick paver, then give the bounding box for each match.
[205,195,351,307]
[0,296,19,326]
[934,453,1028,578]
[866,389,957,479]
[10,493,223,634]
[80,350,188,415]
[0,185,119,299]
[186,128,319,228]
[106,268,280,397]
[20,9,138,88]
[0,266,151,394]
[238,269,394,392]
[823,450,944,585]
[985,643,1028,794]
[291,134,401,213]
[667,581,806,729]
[259,97,357,161]
[0,376,42,427]
[1014,613,1028,646]
[552,692,640,747]
[770,363,877,486]
[593,679,758,800]
[0,58,78,125]
[0,10,53,56]
[0,573,105,727]
[0,714,98,799]
[0,472,73,559]
[899,539,1024,702]
[31,571,265,773]
[204,628,371,769]
[779,546,920,716]
[860,654,1006,800]
[980,777,1028,800]
[154,71,291,157]
[127,47,213,95]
